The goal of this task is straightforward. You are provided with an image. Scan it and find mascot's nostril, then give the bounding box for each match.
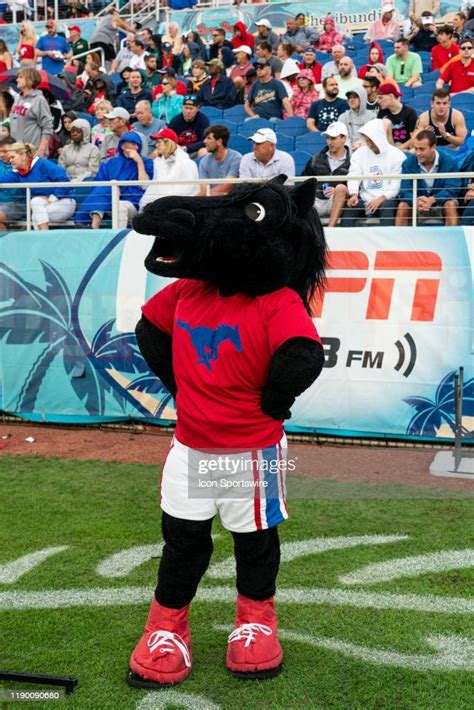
[168,209,196,229]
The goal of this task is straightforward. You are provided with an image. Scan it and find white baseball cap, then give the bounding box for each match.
[232,45,252,55]
[248,127,277,144]
[322,121,349,137]
[256,19,272,29]
[105,107,130,121]
[382,4,395,12]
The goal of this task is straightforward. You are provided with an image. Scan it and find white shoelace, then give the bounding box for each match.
[228,623,272,649]
[147,630,191,668]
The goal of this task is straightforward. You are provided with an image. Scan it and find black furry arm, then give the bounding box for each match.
[261,337,324,420]
[135,315,177,398]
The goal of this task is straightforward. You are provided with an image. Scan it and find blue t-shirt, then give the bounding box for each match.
[308,98,348,132]
[247,79,288,120]
[199,149,241,184]
[36,35,70,75]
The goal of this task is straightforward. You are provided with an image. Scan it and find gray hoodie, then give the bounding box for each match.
[9,89,54,147]
[58,118,100,181]
[338,87,375,146]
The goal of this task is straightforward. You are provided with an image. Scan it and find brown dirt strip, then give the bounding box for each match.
[1,422,473,492]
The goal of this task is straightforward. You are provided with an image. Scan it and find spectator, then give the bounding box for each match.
[218,46,235,73]
[157,42,183,75]
[395,129,460,226]
[432,26,460,71]
[2,142,76,230]
[91,99,113,150]
[340,119,405,227]
[335,57,364,95]
[386,38,422,87]
[364,6,400,43]
[358,42,384,79]
[16,20,37,66]
[143,54,161,89]
[339,87,375,149]
[362,75,381,112]
[239,127,295,179]
[198,124,241,196]
[117,70,152,121]
[316,16,344,53]
[409,0,439,25]
[452,12,468,43]
[230,46,254,94]
[187,59,208,94]
[109,34,135,74]
[9,67,53,158]
[185,31,207,61]
[302,120,351,227]
[161,22,184,56]
[307,76,348,132]
[0,39,13,72]
[152,75,184,123]
[436,39,474,94]
[245,59,292,120]
[36,20,72,76]
[168,94,209,158]
[0,136,25,229]
[322,45,357,81]
[255,41,283,79]
[231,21,254,51]
[76,131,153,228]
[196,59,237,109]
[254,19,280,54]
[153,68,187,99]
[291,69,319,118]
[50,110,77,157]
[407,11,438,53]
[129,39,149,72]
[139,127,198,209]
[209,28,233,61]
[281,17,318,52]
[280,59,301,98]
[140,28,158,56]
[377,82,417,149]
[367,63,390,84]
[90,8,135,63]
[100,106,130,160]
[68,25,88,57]
[277,43,296,63]
[298,47,322,84]
[180,44,194,76]
[130,100,165,155]
[415,89,467,148]
[58,118,100,181]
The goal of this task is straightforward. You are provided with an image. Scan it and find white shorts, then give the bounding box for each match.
[160,436,289,533]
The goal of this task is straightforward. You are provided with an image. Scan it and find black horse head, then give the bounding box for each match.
[132,176,327,313]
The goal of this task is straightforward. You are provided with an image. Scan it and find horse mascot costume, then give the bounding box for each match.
[127,175,327,688]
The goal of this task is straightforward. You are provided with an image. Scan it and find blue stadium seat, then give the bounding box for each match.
[109,72,122,89]
[216,119,238,132]
[222,105,247,121]
[76,112,95,127]
[290,150,312,176]
[295,133,327,153]
[377,40,395,52]
[228,134,252,154]
[465,117,474,134]
[275,133,294,151]
[405,97,431,112]
[400,86,414,100]
[351,34,366,48]
[451,94,474,111]
[274,117,307,137]
[200,106,224,120]
[238,119,273,136]
[316,51,332,64]
[422,70,440,83]
[419,80,437,94]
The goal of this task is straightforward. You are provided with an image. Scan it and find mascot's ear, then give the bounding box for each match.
[293,179,317,216]
[269,174,288,186]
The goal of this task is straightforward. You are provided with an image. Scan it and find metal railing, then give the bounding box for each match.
[0,171,472,230]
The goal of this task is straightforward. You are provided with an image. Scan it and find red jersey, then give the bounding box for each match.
[441,58,474,94]
[431,42,460,71]
[142,280,321,449]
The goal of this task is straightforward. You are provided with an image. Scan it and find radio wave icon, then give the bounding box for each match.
[394,333,417,378]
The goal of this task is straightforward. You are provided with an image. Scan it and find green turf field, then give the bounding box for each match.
[0,456,473,709]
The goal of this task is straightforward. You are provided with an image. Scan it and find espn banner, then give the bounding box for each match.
[0,227,472,441]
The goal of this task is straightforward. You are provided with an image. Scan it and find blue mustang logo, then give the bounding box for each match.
[177,321,242,371]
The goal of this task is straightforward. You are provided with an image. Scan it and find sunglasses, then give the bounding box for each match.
[400,63,405,75]
[461,46,473,50]
[162,81,170,85]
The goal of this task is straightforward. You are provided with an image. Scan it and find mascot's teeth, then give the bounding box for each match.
[156,257,177,263]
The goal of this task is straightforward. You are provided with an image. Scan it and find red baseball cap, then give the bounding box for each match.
[150,128,179,142]
[378,81,402,97]
[69,25,81,33]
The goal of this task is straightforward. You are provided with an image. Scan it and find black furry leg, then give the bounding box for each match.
[155,512,214,608]
[232,527,280,600]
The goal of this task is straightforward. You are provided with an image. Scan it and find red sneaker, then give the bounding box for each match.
[127,598,192,688]
[226,594,283,679]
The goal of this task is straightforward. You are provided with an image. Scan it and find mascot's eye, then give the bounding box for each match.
[245,202,266,222]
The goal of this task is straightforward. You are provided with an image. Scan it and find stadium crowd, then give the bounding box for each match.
[0,3,473,229]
